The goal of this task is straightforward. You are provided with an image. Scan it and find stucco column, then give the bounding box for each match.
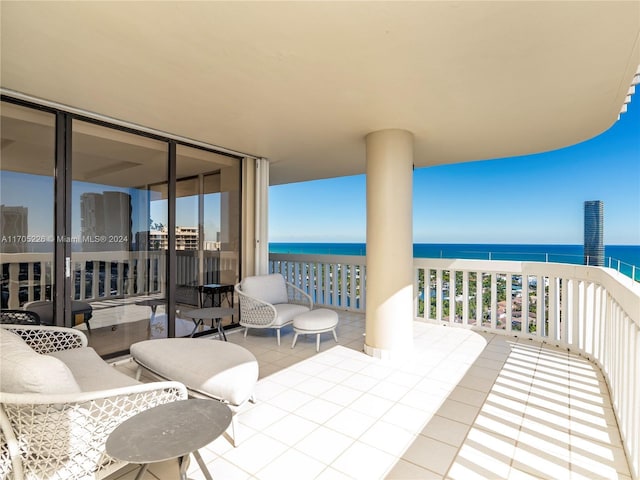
[364,129,414,360]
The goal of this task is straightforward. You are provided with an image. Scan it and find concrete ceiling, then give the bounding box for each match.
[1,1,638,185]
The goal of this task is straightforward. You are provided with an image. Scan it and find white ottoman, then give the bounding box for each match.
[292,308,339,352]
[130,338,258,446]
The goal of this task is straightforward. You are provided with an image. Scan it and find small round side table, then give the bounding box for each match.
[105,398,231,480]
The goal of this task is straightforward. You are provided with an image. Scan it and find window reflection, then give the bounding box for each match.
[173,145,240,336]
[72,120,168,356]
[0,103,55,309]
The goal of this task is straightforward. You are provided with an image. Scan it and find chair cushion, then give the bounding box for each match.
[49,347,140,391]
[273,304,310,326]
[131,338,258,406]
[241,274,288,305]
[0,328,81,394]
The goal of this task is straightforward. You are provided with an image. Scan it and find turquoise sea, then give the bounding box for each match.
[270,243,640,281]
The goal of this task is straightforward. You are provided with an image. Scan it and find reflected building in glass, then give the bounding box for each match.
[80,192,131,251]
[0,205,28,253]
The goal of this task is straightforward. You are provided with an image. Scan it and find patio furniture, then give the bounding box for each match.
[291,308,339,352]
[130,338,259,447]
[235,274,313,345]
[0,324,187,480]
[181,306,235,339]
[22,300,93,330]
[199,283,235,308]
[0,310,40,325]
[106,399,231,480]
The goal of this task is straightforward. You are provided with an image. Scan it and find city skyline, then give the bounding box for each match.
[270,96,640,245]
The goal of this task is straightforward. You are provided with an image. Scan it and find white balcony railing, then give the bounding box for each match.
[269,253,366,312]
[1,250,237,309]
[270,253,640,479]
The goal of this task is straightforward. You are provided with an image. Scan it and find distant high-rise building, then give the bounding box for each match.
[139,226,199,251]
[0,205,28,253]
[584,200,604,266]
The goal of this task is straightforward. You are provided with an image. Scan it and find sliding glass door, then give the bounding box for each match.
[0,103,56,312]
[70,120,169,355]
[1,97,243,356]
[174,145,240,337]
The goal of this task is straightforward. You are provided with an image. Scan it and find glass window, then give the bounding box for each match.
[174,145,240,337]
[71,120,168,356]
[0,103,55,311]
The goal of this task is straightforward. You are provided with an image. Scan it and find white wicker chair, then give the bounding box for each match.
[0,325,187,480]
[235,274,313,345]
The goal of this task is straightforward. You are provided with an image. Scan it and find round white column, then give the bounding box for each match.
[364,129,414,360]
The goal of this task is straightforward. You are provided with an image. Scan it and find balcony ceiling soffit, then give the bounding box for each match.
[1,2,639,185]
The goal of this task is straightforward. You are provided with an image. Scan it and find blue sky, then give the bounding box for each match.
[270,99,640,245]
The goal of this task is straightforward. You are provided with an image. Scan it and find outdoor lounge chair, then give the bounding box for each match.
[235,274,313,345]
[0,324,187,480]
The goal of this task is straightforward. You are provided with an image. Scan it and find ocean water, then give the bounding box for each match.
[269,243,640,280]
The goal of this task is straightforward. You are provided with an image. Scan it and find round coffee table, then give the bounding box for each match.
[106,398,231,480]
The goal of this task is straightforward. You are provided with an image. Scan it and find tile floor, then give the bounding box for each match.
[105,311,631,480]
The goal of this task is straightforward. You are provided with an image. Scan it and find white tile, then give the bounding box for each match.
[290,359,328,376]
[359,363,394,380]
[413,377,456,396]
[314,467,355,480]
[199,458,251,480]
[253,379,289,401]
[255,448,326,480]
[384,403,435,432]
[267,388,315,412]
[269,370,311,388]
[332,441,397,480]
[386,370,423,388]
[398,389,444,412]
[236,403,289,431]
[325,407,378,438]
[322,384,363,407]
[348,392,394,419]
[294,398,343,424]
[315,366,354,383]
[294,377,336,396]
[340,372,379,392]
[202,431,236,457]
[360,420,416,456]
[337,358,375,374]
[223,433,289,475]
[262,414,318,446]
[368,381,410,402]
[295,425,355,464]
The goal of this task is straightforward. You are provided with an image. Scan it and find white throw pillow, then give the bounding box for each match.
[0,328,81,394]
[241,274,289,305]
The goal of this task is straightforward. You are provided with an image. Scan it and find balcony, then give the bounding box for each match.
[90,253,637,479]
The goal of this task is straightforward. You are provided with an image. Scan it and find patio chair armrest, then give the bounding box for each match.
[286,282,313,309]
[0,381,187,480]
[0,325,88,354]
[235,285,278,327]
